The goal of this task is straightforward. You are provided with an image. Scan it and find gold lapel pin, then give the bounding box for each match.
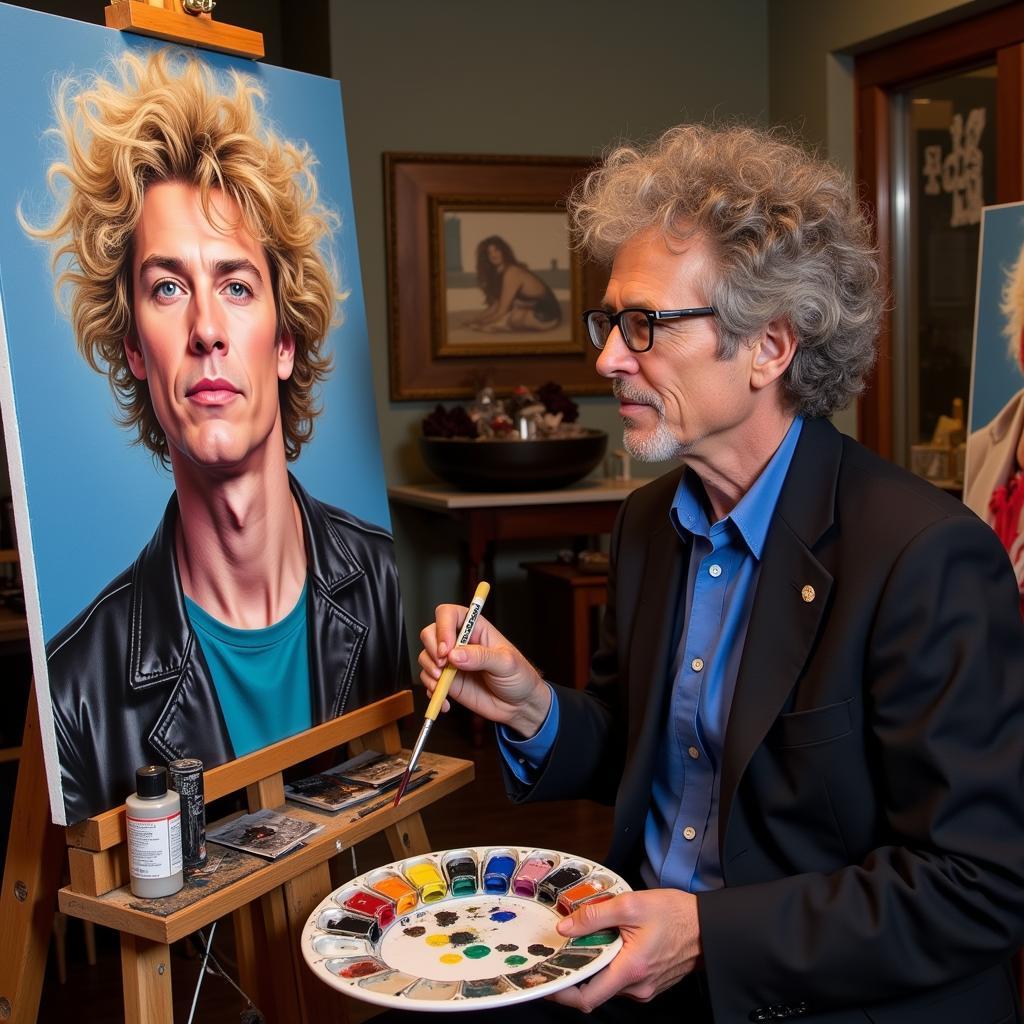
[801,584,816,603]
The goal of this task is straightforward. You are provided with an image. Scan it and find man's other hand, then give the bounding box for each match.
[550,889,702,1011]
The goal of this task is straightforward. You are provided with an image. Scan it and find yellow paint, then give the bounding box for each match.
[439,953,462,964]
[425,933,449,947]
[404,862,447,903]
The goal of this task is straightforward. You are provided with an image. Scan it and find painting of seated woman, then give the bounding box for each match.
[439,209,584,355]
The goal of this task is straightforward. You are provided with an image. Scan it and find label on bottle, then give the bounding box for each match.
[127,812,182,879]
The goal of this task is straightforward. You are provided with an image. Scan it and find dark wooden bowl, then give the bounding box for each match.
[420,430,608,492]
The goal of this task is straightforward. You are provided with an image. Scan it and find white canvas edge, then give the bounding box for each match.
[963,199,1024,497]
[0,273,67,826]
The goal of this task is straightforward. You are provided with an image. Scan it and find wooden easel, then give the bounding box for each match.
[0,7,472,1022]
[0,686,473,1023]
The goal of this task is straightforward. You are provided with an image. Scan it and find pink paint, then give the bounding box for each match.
[512,855,557,898]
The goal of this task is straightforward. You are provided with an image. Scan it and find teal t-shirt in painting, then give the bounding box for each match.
[184,582,312,757]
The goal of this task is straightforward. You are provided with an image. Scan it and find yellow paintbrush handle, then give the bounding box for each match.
[425,581,490,722]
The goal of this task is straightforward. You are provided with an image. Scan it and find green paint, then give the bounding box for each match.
[504,955,528,966]
[451,878,477,897]
[571,929,619,947]
[463,944,491,959]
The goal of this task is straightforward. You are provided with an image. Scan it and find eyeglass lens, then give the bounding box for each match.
[586,310,651,350]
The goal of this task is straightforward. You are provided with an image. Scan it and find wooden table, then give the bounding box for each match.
[521,561,609,690]
[387,478,646,596]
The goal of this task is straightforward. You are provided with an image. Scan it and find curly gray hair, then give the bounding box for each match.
[569,124,882,417]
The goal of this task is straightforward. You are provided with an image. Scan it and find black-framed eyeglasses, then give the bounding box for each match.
[582,306,716,353]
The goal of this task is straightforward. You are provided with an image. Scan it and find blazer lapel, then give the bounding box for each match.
[718,418,841,852]
[620,516,689,823]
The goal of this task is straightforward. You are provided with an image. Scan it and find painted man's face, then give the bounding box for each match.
[125,181,294,472]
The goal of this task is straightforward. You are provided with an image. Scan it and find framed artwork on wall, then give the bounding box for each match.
[384,153,610,401]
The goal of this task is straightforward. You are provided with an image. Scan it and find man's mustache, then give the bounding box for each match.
[612,379,664,415]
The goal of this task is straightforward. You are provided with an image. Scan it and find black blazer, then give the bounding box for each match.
[512,417,1024,1023]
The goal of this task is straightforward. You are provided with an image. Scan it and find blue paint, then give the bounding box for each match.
[483,855,516,894]
[489,910,516,922]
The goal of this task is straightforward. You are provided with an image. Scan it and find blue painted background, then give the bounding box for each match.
[971,202,1024,430]
[0,3,390,640]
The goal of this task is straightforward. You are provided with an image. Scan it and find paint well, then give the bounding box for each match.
[443,855,478,896]
[483,854,517,894]
[571,929,619,947]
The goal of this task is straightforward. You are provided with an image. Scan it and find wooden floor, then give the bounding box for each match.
[34,703,615,1022]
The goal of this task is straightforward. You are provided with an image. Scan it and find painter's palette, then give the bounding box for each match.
[301,846,629,1011]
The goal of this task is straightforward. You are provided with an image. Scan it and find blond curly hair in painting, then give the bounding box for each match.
[1000,241,1024,374]
[23,49,338,463]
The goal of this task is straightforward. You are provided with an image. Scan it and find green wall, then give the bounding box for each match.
[328,0,771,649]
[766,0,997,441]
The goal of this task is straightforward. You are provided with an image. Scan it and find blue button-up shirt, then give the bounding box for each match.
[642,416,802,891]
[501,417,803,893]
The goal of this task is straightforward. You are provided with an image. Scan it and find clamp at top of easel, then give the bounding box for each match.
[103,0,265,60]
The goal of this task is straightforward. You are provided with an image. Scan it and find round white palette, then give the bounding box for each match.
[301,846,630,1011]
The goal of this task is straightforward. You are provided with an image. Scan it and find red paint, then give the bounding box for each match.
[340,959,383,979]
[343,889,396,927]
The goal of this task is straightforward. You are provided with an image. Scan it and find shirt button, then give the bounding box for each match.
[691,657,704,672]
[683,826,697,840]
[688,745,700,759]
[708,564,722,578]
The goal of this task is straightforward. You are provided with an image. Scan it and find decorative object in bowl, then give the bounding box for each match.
[420,430,608,492]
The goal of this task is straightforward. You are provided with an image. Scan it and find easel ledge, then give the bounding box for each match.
[67,692,417,853]
[59,748,472,945]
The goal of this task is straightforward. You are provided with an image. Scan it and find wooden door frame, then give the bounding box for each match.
[854,3,1024,459]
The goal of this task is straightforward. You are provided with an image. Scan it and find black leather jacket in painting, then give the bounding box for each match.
[46,475,409,824]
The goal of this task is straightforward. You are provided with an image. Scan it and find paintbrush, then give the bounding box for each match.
[393,581,490,807]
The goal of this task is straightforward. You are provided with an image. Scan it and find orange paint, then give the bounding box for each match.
[368,873,418,915]
[557,880,614,916]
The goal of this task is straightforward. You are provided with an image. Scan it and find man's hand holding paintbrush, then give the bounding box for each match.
[417,590,552,739]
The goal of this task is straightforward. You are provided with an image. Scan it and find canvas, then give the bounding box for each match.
[963,200,1024,611]
[0,3,406,824]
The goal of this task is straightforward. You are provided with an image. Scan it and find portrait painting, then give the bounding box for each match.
[0,5,408,825]
[964,200,1024,616]
[435,206,582,357]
